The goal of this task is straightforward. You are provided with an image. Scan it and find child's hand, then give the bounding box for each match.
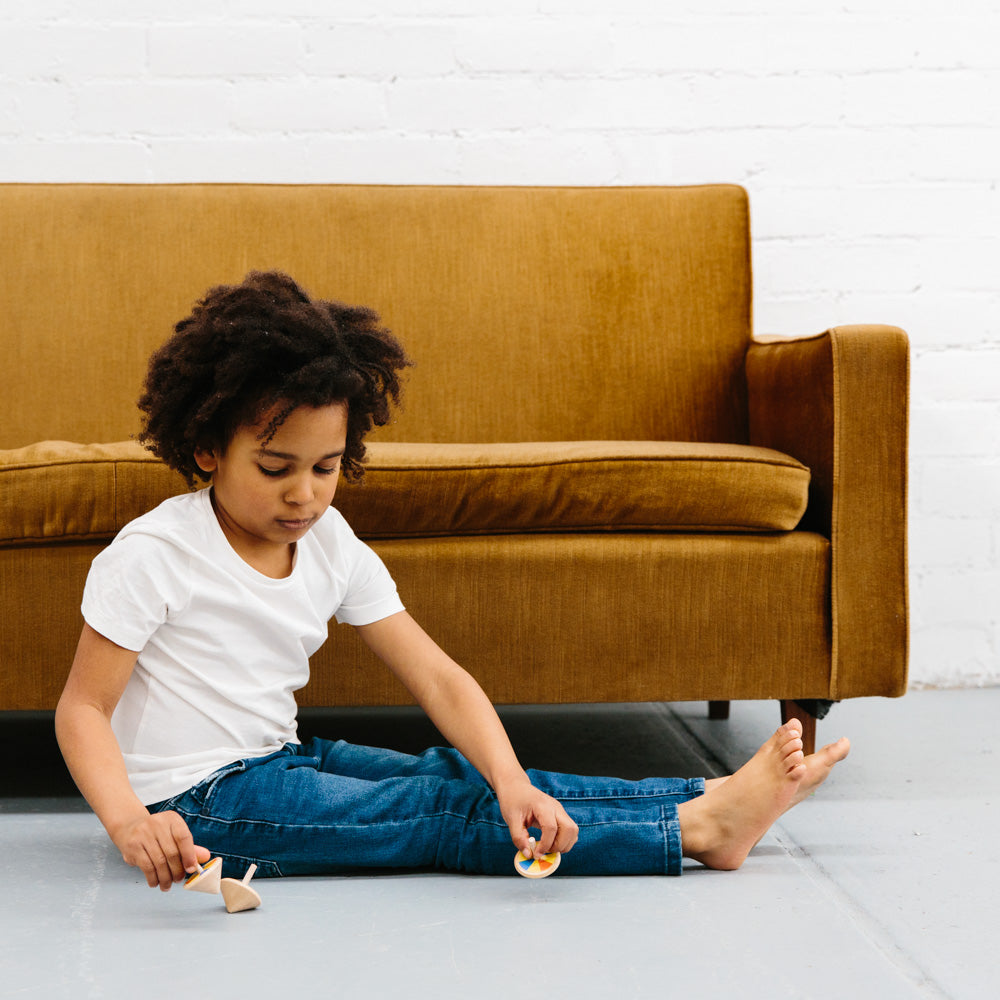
[496,780,579,859]
[110,810,211,892]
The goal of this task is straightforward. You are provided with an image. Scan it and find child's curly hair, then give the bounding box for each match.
[138,270,411,488]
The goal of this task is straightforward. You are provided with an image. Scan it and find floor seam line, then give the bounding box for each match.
[770,824,951,999]
[662,702,953,999]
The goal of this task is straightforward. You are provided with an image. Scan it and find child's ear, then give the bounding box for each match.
[193,448,218,475]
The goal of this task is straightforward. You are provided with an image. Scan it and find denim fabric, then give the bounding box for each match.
[151,738,704,878]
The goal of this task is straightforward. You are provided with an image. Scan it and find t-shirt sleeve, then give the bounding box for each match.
[331,520,405,627]
[81,533,192,652]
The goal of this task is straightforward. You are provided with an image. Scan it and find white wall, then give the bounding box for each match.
[3,0,998,688]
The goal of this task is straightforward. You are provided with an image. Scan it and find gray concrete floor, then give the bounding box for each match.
[0,689,994,1000]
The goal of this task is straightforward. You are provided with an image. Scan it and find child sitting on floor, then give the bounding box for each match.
[55,270,850,889]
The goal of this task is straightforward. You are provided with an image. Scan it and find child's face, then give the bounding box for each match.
[194,401,348,575]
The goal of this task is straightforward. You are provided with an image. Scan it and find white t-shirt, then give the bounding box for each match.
[81,488,404,804]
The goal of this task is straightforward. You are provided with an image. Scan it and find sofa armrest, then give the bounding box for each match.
[745,325,909,699]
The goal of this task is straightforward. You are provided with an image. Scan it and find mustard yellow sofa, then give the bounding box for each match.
[0,184,909,753]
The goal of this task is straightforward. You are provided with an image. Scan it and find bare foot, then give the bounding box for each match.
[786,736,850,808]
[678,721,806,870]
[704,735,851,812]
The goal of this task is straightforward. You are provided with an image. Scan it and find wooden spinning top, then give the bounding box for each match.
[220,864,261,913]
[514,837,561,879]
[183,856,222,894]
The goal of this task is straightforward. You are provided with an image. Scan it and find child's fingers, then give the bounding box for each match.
[116,820,173,890]
[557,813,579,854]
[507,820,546,860]
[499,785,578,857]
[505,818,533,857]
[118,811,206,891]
[163,812,209,875]
[133,849,160,889]
[536,805,579,856]
[536,823,561,856]
[140,839,179,892]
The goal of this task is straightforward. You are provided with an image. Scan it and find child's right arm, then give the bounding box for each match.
[55,623,209,891]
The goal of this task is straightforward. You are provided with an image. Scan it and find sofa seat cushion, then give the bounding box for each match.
[0,439,809,545]
[335,441,809,538]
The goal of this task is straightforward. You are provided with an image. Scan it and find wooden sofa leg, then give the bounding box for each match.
[779,700,816,755]
[707,700,730,720]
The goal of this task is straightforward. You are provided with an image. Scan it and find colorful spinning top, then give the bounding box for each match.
[183,856,222,893]
[514,837,561,879]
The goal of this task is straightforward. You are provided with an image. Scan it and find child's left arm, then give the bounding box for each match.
[356,610,579,859]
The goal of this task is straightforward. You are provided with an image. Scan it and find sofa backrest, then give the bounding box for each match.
[1,184,752,449]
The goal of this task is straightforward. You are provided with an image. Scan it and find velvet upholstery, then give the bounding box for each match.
[0,439,809,542]
[0,183,908,726]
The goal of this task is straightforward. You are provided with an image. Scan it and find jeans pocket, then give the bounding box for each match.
[199,746,299,812]
[198,758,249,811]
[148,794,181,815]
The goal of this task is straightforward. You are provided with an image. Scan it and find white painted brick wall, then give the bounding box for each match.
[2,0,998,688]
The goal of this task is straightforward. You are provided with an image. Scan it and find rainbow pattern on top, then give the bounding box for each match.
[514,849,561,879]
[184,856,222,888]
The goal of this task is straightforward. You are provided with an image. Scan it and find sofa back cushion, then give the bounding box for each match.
[1,184,752,450]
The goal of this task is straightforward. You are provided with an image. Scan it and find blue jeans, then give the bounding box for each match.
[151,738,704,878]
